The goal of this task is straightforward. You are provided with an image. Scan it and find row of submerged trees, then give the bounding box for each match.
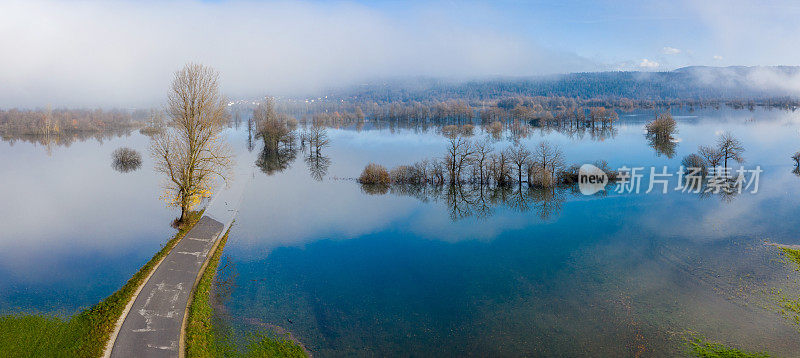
[0,108,146,154]
[249,100,624,144]
[358,128,615,192]
[0,107,144,135]
[280,97,622,128]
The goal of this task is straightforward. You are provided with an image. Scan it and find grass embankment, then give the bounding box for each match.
[0,212,203,357]
[185,231,306,358]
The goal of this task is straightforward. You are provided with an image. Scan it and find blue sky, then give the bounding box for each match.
[367,0,800,69]
[1,0,799,106]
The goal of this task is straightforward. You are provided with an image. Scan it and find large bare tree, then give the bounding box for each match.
[151,63,233,224]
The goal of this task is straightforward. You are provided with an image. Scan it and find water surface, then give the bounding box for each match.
[216,108,800,356]
[2,109,800,357]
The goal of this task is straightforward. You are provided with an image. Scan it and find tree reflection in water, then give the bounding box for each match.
[256,144,298,176]
[369,183,570,221]
[648,135,677,158]
[305,153,331,181]
[302,125,332,181]
[111,147,143,173]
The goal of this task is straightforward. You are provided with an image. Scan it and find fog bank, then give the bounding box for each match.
[0,0,594,108]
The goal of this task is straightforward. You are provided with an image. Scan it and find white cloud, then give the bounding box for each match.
[685,0,800,66]
[639,58,660,68]
[713,55,724,60]
[662,46,681,55]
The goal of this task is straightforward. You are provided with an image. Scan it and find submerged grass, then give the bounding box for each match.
[185,229,306,358]
[0,211,203,358]
[687,337,770,358]
[776,247,800,329]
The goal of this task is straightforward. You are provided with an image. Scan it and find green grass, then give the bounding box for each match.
[0,211,203,358]
[185,230,307,358]
[780,247,800,269]
[185,230,235,357]
[777,247,800,330]
[242,333,307,358]
[688,337,770,358]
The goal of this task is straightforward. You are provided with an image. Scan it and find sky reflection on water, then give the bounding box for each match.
[218,108,800,356]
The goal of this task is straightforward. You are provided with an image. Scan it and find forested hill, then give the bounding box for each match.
[323,66,800,103]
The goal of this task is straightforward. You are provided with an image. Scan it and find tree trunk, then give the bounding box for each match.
[179,205,186,223]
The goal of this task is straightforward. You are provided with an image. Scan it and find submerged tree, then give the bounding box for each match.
[645,113,677,139]
[681,153,706,174]
[255,98,296,151]
[717,132,745,168]
[359,163,390,185]
[509,144,531,186]
[472,139,494,185]
[530,141,565,187]
[151,63,233,224]
[306,125,330,155]
[645,113,678,158]
[254,97,300,176]
[445,136,474,185]
[698,145,722,168]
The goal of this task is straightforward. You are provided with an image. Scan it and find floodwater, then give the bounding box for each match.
[2,108,800,356]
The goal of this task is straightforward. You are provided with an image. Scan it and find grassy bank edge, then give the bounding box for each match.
[184,229,231,357]
[0,211,203,357]
[184,229,306,358]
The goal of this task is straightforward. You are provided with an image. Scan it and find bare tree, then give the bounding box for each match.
[530,141,565,187]
[698,145,722,168]
[255,97,295,151]
[681,153,706,174]
[445,136,474,185]
[472,139,493,185]
[509,144,531,186]
[307,124,330,155]
[717,132,745,168]
[151,63,233,224]
[489,149,512,187]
